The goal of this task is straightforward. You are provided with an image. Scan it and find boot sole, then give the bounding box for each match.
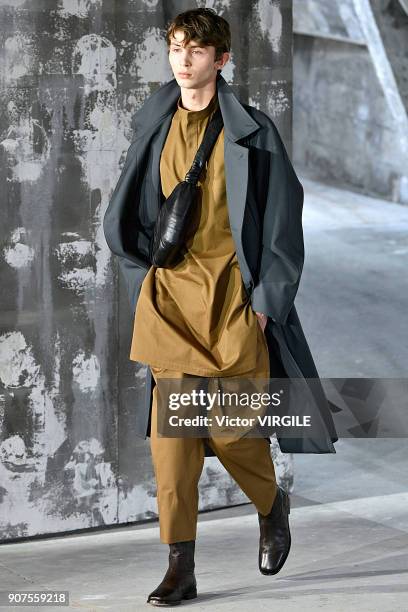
[147,588,198,606]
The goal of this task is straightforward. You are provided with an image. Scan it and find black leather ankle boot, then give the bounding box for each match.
[147,539,197,606]
[258,485,291,575]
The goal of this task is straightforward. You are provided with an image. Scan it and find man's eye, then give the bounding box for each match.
[171,48,202,54]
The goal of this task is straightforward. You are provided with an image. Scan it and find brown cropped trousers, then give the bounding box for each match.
[149,322,278,544]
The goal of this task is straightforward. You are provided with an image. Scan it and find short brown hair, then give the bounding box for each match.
[166,8,231,70]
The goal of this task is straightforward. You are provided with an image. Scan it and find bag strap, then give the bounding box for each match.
[184,107,224,184]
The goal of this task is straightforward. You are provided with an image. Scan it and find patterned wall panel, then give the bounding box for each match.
[0,0,293,541]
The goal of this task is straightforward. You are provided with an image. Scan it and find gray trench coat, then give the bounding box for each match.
[103,72,338,455]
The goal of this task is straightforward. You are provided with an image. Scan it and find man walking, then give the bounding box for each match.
[104,7,337,606]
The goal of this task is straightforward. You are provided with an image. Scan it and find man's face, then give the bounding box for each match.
[168,29,229,89]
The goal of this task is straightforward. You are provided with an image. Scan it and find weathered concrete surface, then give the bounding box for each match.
[293,0,408,205]
[293,0,365,44]
[370,0,408,113]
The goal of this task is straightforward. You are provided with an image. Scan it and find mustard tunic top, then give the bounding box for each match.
[129,92,260,376]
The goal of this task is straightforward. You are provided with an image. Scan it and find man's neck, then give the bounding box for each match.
[179,84,217,112]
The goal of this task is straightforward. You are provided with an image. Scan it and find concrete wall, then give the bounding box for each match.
[0,0,294,542]
[293,0,408,204]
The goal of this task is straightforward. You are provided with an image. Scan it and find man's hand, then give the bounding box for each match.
[255,311,268,332]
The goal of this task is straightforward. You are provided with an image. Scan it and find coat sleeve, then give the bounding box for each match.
[103,125,151,314]
[250,118,305,326]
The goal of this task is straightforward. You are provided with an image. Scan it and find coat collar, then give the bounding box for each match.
[131,72,261,143]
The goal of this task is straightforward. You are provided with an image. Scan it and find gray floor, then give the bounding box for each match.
[0,459,407,612]
[1,178,407,611]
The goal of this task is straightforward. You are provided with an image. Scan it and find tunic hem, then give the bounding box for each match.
[128,354,259,377]
[129,322,268,377]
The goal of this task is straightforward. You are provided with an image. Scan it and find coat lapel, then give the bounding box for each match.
[224,140,252,289]
[149,114,174,222]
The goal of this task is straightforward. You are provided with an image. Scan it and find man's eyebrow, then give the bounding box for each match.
[170,41,205,48]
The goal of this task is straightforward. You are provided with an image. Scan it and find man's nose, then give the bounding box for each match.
[179,52,190,64]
